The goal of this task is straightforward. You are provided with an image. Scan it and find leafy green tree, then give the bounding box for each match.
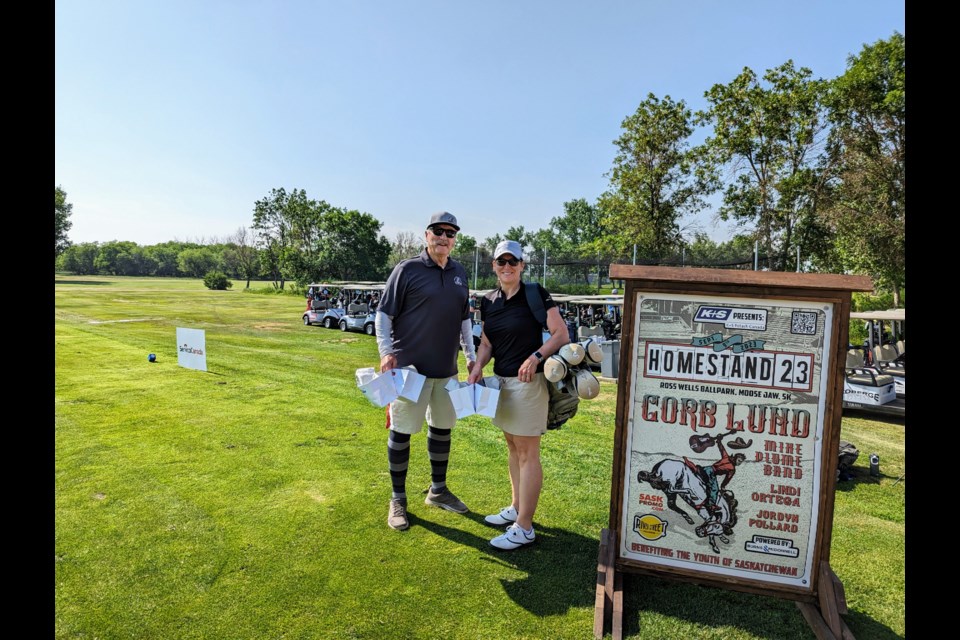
[504,225,532,248]
[452,233,477,257]
[697,63,830,271]
[538,198,604,285]
[115,245,158,276]
[58,242,99,275]
[94,241,140,275]
[56,186,73,260]
[481,235,503,254]
[822,32,905,305]
[684,232,758,267]
[448,233,481,285]
[178,247,219,278]
[252,188,299,289]
[600,94,714,261]
[145,242,190,277]
[313,208,392,281]
[284,192,334,284]
[389,231,424,266]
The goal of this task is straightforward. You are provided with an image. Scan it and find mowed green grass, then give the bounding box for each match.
[55,276,905,639]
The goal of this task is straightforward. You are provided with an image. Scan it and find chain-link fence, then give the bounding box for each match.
[452,247,765,293]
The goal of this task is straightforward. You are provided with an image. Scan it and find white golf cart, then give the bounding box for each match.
[336,283,385,335]
[842,309,905,418]
[302,283,342,327]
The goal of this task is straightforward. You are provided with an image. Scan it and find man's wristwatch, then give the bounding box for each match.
[533,351,544,362]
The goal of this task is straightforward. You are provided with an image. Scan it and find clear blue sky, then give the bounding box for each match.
[55,0,904,247]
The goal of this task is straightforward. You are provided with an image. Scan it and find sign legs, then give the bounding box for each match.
[795,562,855,640]
[594,528,624,639]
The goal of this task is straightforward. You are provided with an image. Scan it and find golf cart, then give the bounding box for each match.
[339,303,376,335]
[302,283,346,328]
[842,309,905,418]
[336,283,385,335]
[852,309,905,397]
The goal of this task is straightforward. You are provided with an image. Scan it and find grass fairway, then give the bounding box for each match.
[55,275,905,639]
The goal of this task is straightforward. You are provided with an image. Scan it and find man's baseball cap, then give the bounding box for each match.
[493,240,524,261]
[427,211,460,231]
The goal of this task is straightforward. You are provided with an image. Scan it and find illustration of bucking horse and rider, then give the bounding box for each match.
[636,431,753,553]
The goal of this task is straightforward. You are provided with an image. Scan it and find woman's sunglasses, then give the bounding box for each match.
[430,227,458,238]
[495,258,520,267]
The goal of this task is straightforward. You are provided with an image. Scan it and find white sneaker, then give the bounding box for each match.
[490,523,535,550]
[484,505,518,526]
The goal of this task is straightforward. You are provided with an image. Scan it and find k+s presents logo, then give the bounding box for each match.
[694,306,730,322]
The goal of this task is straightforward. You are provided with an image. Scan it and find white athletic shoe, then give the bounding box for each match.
[484,505,518,526]
[490,523,536,550]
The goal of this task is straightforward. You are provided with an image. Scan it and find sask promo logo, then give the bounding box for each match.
[633,514,668,540]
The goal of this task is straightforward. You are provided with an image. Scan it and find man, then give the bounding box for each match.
[684,432,747,521]
[375,211,477,531]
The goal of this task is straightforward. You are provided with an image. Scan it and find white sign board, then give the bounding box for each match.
[619,293,833,589]
[176,327,207,372]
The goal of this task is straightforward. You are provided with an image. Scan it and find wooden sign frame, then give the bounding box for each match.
[595,265,872,640]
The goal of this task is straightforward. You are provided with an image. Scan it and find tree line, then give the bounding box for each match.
[56,34,903,303]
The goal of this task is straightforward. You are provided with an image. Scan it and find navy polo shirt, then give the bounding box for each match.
[480,281,556,377]
[379,250,471,378]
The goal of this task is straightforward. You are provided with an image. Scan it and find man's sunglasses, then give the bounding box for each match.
[430,227,458,238]
[495,258,520,266]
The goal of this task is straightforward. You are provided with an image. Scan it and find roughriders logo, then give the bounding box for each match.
[454,276,465,287]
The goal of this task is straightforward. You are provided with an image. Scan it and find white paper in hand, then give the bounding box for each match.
[392,366,425,401]
[447,381,476,419]
[444,377,501,419]
[356,368,398,407]
[473,382,500,417]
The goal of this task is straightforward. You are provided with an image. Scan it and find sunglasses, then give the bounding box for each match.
[495,258,520,267]
[430,227,458,238]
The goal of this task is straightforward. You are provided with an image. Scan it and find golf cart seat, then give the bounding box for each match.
[846,349,894,387]
[311,299,329,311]
[348,303,368,315]
[872,344,905,376]
[578,325,604,339]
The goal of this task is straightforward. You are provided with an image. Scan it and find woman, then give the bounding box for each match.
[466,240,570,550]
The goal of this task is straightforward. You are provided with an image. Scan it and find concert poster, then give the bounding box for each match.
[618,293,834,588]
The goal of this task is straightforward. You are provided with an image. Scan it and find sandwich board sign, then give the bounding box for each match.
[593,265,872,640]
[176,327,207,372]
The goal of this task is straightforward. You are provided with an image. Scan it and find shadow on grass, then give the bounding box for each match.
[409,511,600,617]
[618,573,903,639]
[410,513,902,638]
[55,279,113,285]
[834,466,897,492]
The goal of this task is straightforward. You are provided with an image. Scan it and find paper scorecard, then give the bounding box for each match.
[355,366,426,407]
[444,377,501,419]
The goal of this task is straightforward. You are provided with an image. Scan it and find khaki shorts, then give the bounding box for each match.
[492,373,549,437]
[388,376,457,434]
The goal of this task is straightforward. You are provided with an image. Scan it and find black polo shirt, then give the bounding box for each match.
[379,250,471,378]
[480,281,556,377]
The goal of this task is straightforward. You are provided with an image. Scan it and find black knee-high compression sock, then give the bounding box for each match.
[427,426,451,491]
[388,431,411,501]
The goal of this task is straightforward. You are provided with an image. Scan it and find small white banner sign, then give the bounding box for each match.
[176,327,207,372]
